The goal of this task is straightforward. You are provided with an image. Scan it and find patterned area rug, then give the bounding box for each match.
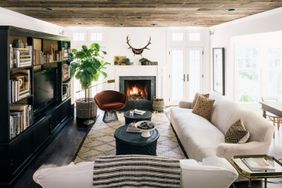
[74,112,185,163]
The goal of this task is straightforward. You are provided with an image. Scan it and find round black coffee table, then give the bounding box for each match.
[124,111,152,124]
[114,125,159,155]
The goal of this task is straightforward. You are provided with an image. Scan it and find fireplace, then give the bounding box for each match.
[120,76,156,110]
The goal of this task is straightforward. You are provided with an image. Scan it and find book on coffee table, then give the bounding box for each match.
[242,157,275,171]
[133,109,146,115]
[126,123,142,133]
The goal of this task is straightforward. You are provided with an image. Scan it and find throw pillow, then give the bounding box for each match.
[192,95,215,120]
[225,120,250,144]
[192,93,209,108]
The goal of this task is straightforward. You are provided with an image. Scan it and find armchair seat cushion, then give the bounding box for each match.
[101,102,125,110]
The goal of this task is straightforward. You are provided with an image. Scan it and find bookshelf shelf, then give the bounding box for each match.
[0,26,73,187]
[10,65,33,70]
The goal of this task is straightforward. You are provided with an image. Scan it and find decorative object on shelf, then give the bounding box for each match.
[136,121,155,138]
[10,69,31,103]
[126,35,151,55]
[114,56,132,65]
[139,57,158,65]
[153,97,164,112]
[69,43,110,126]
[212,48,225,95]
[12,39,25,48]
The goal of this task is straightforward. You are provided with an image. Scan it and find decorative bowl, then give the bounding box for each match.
[135,121,155,138]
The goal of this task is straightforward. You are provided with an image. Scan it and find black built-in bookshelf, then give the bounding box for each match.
[0,26,73,187]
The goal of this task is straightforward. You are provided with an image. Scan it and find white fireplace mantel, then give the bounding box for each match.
[110,65,162,97]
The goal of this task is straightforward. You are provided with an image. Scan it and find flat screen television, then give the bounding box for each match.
[34,68,57,113]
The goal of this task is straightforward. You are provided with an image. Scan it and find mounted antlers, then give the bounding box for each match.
[126,35,151,55]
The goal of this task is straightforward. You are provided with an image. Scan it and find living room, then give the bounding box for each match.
[0,1,282,188]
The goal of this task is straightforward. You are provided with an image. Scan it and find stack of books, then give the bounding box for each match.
[9,104,32,140]
[11,47,32,68]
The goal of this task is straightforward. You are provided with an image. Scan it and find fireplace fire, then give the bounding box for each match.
[127,84,148,100]
[120,76,156,110]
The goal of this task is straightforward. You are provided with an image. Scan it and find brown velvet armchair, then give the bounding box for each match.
[94,90,127,123]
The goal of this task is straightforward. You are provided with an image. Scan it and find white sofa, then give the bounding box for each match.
[169,92,275,160]
[33,157,238,188]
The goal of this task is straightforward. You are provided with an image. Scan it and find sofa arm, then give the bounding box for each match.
[180,158,238,188]
[33,162,94,188]
[179,101,193,109]
[216,141,269,159]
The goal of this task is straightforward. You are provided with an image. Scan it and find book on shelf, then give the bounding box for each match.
[242,157,275,171]
[9,104,32,140]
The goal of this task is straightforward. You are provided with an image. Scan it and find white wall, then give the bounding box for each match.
[210,7,282,99]
[64,27,210,102]
[0,7,63,35]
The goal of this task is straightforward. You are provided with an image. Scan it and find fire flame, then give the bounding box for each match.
[129,86,143,96]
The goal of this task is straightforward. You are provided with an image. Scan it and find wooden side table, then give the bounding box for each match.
[229,155,282,188]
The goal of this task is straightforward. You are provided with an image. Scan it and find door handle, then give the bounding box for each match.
[183,74,185,82]
[187,74,189,82]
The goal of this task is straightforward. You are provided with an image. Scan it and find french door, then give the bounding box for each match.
[169,47,203,104]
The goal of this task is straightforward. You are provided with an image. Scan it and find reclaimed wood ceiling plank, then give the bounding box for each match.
[1,0,282,26]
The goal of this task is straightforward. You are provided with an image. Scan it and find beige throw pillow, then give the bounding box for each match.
[192,95,215,120]
[225,120,250,144]
[192,93,209,108]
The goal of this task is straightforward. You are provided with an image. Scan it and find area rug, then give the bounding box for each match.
[74,112,185,163]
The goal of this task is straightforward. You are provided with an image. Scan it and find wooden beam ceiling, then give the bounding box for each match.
[1,0,282,27]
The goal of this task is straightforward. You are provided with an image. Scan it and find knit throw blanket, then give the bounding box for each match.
[93,155,181,188]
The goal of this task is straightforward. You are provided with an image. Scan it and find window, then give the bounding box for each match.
[189,32,201,41]
[172,32,184,41]
[266,48,282,98]
[73,32,85,41]
[234,33,282,102]
[236,47,260,102]
[171,49,184,101]
[189,49,201,99]
[90,33,103,41]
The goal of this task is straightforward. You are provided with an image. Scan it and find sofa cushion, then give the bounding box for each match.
[192,93,209,108]
[192,95,215,120]
[225,120,250,144]
[209,93,241,134]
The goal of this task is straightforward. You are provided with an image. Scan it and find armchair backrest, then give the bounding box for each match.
[94,90,127,108]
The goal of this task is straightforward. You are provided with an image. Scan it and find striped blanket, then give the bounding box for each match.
[93,155,181,188]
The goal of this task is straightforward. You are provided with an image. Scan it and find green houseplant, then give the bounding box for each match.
[69,43,110,125]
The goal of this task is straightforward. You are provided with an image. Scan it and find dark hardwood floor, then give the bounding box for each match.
[12,117,92,188]
[11,112,282,188]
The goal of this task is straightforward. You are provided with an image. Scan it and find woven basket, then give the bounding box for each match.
[152,98,164,112]
[76,98,97,119]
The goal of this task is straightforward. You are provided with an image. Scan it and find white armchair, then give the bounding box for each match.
[180,157,238,188]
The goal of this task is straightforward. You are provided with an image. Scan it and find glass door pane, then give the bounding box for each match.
[171,49,184,102]
[188,49,202,100]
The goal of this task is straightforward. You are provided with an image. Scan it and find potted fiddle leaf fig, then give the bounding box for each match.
[69,43,110,126]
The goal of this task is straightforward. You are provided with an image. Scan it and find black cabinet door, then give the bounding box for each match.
[32,117,51,152]
[50,100,70,131]
[10,131,33,175]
